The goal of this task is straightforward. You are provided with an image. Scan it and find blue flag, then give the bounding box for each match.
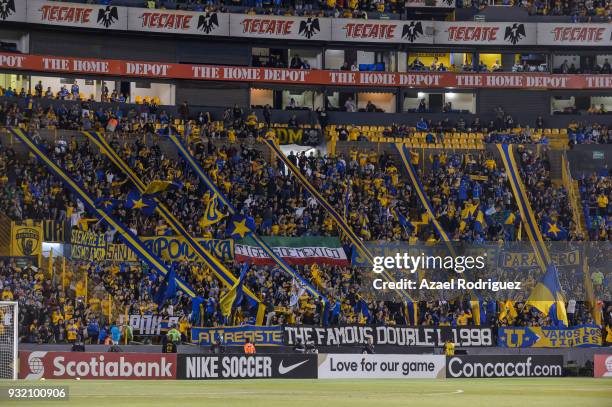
[542,216,568,240]
[227,214,256,239]
[154,265,177,310]
[125,190,158,216]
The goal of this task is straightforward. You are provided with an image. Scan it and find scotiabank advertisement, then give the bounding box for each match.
[19,351,177,380]
[594,354,612,378]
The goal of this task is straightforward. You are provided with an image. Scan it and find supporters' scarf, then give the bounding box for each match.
[10,127,196,297]
[496,144,550,271]
[81,131,267,323]
[166,131,326,306]
[394,143,457,258]
[266,139,416,304]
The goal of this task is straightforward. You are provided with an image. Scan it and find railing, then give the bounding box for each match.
[561,152,586,238]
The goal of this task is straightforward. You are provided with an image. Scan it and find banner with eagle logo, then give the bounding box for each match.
[27,0,127,30]
[231,14,330,41]
[331,19,434,44]
[127,8,229,36]
[434,21,537,45]
[0,0,25,22]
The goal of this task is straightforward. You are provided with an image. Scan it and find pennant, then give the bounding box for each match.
[142,180,183,195]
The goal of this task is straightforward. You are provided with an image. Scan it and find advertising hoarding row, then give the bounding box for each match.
[20,351,575,380]
[3,2,611,46]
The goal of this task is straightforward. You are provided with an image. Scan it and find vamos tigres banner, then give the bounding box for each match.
[235,236,349,266]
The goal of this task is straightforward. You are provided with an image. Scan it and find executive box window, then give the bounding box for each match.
[403,91,475,114]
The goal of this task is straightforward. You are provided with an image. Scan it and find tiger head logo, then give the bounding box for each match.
[15,227,40,256]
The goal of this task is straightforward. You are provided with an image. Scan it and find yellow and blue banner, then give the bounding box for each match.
[496,144,550,271]
[219,262,249,318]
[10,127,196,297]
[266,139,415,304]
[166,131,327,304]
[81,130,265,321]
[394,143,457,258]
[498,324,602,348]
[526,264,569,327]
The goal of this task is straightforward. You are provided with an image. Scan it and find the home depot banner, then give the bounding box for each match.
[10,223,43,257]
[1,52,610,90]
[331,19,434,44]
[537,23,612,46]
[230,14,330,41]
[27,0,128,30]
[434,21,537,45]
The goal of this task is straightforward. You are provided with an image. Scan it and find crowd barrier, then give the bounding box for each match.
[21,351,605,380]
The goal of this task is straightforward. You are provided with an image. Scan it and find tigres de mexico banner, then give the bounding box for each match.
[235,236,348,266]
[10,223,43,257]
[498,325,602,348]
[191,325,284,345]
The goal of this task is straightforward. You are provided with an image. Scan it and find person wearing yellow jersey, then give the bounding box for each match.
[63,301,74,321]
[349,148,358,162]
[1,287,13,301]
[66,318,79,343]
[444,340,455,356]
[410,150,419,165]
[348,126,359,141]
[228,127,237,144]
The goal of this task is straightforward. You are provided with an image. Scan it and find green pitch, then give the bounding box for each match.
[1,378,611,407]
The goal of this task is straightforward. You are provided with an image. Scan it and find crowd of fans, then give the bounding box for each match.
[0,89,610,344]
[578,172,611,241]
[516,0,612,21]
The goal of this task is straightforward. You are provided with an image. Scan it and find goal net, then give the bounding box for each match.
[0,302,18,380]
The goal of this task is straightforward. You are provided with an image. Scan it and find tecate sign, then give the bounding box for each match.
[27,0,128,30]
[19,351,177,380]
[317,354,445,379]
[446,355,564,378]
[177,354,318,380]
[434,22,537,45]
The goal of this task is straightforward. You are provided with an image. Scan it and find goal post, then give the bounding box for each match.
[0,301,18,380]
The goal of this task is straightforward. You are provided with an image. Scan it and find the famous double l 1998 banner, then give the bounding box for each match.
[177,354,318,380]
[446,355,564,378]
[284,325,494,347]
[317,354,446,379]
